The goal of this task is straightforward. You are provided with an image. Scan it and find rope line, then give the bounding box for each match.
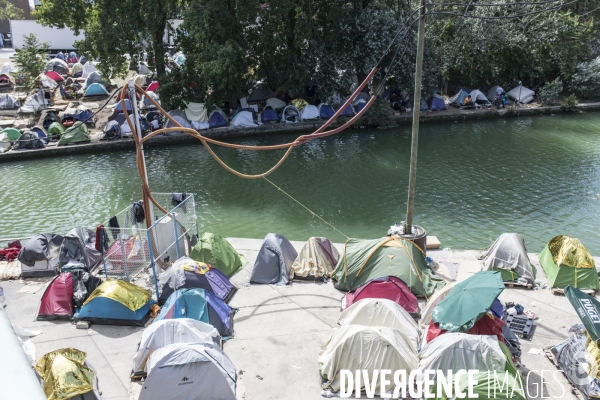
[262,176,350,240]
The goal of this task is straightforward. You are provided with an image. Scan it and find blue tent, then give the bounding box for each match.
[208,110,228,129]
[318,103,335,119]
[30,127,48,144]
[339,104,355,117]
[114,99,132,114]
[75,280,155,326]
[84,83,108,97]
[354,99,367,113]
[449,89,469,107]
[426,95,447,111]
[155,288,235,337]
[261,106,279,123]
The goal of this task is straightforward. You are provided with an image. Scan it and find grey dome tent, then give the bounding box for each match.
[59,228,102,272]
[470,89,491,105]
[247,82,274,103]
[486,86,502,102]
[280,105,302,123]
[507,85,535,104]
[448,88,469,107]
[0,94,17,110]
[12,131,45,150]
[18,233,64,277]
[479,233,535,283]
[250,233,298,285]
[139,342,237,400]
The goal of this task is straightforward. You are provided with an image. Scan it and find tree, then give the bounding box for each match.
[0,0,23,21]
[13,34,49,91]
[35,0,184,78]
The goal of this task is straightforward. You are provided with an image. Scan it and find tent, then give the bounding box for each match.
[184,102,208,122]
[318,325,419,394]
[19,90,49,113]
[80,56,88,65]
[332,237,445,296]
[280,105,302,123]
[426,94,447,110]
[45,70,64,83]
[67,52,79,64]
[134,74,150,87]
[59,227,101,271]
[433,371,526,400]
[71,62,83,77]
[480,233,535,283]
[470,89,491,105]
[426,312,506,344]
[338,103,355,117]
[154,288,236,337]
[190,232,247,277]
[157,257,237,304]
[18,233,64,277]
[164,109,192,134]
[354,99,367,113]
[132,319,220,378]
[1,128,21,142]
[47,122,65,138]
[0,73,14,90]
[138,62,152,74]
[248,82,273,103]
[76,279,155,326]
[0,132,12,153]
[318,103,336,119]
[31,127,47,144]
[265,97,286,111]
[419,282,455,326]
[44,58,69,75]
[84,83,108,97]
[301,104,319,120]
[36,273,74,320]
[448,89,469,107]
[139,342,237,400]
[114,98,132,115]
[0,62,16,75]
[147,81,159,92]
[250,233,298,285]
[290,237,339,280]
[57,122,90,146]
[208,109,229,128]
[507,85,535,104]
[0,93,17,110]
[339,298,420,351]
[39,74,58,89]
[261,106,279,123]
[36,348,101,400]
[487,86,503,102]
[418,333,508,375]
[84,71,105,89]
[539,235,599,289]
[230,110,258,128]
[141,91,160,109]
[341,276,418,313]
[12,131,45,150]
[81,62,98,79]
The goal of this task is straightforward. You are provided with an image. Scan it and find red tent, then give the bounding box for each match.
[147,81,159,92]
[426,313,506,343]
[36,273,74,321]
[45,70,64,82]
[341,276,419,313]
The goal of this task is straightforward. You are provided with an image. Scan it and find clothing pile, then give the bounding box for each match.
[0,240,21,262]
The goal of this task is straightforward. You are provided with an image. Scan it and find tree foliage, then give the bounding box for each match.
[13,34,49,92]
[35,0,184,78]
[0,0,23,21]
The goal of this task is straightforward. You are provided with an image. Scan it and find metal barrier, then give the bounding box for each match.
[100,193,198,287]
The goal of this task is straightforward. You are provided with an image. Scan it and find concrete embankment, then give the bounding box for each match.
[1,102,599,163]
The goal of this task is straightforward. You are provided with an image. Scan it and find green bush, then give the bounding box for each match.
[562,94,579,112]
[570,57,600,100]
[537,78,563,105]
[366,98,397,129]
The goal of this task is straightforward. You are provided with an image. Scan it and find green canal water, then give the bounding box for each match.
[1,113,600,254]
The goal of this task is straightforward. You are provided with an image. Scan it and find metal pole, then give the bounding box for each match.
[128,80,155,228]
[404,0,426,235]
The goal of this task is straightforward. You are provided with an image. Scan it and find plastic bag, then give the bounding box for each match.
[73,275,88,307]
[157,257,197,294]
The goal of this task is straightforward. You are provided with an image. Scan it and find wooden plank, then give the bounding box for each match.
[503,281,532,289]
[552,288,596,296]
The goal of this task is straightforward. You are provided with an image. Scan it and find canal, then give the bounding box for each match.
[1,112,599,254]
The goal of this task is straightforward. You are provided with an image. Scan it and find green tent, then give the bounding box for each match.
[565,285,600,341]
[47,122,65,137]
[539,235,598,290]
[332,237,446,296]
[57,122,90,146]
[1,128,21,141]
[190,232,248,277]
